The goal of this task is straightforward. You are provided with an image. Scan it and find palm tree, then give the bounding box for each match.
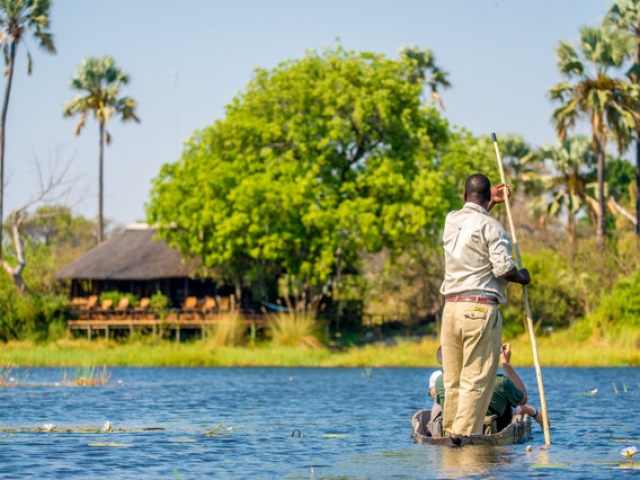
[0,0,55,259]
[549,25,640,248]
[63,56,139,243]
[607,0,640,235]
[398,45,451,109]
[532,136,598,244]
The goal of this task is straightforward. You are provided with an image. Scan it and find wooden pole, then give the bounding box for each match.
[491,133,551,445]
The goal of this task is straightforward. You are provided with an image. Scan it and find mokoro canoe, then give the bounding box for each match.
[411,409,532,446]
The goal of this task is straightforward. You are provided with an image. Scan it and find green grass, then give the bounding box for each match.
[0,331,639,367]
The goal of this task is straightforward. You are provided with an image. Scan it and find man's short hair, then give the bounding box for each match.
[465,174,491,204]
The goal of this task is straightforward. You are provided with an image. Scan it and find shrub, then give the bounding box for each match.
[0,273,69,342]
[268,312,324,348]
[149,291,169,311]
[585,268,640,335]
[500,247,590,338]
[208,311,246,347]
[99,291,139,308]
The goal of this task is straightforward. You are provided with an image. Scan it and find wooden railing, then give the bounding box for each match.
[67,310,267,342]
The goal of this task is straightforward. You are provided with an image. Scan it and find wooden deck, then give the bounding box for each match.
[67,312,268,342]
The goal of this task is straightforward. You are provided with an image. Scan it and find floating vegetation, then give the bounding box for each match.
[0,363,18,387]
[88,443,132,447]
[204,422,228,437]
[0,425,165,434]
[621,446,638,465]
[61,366,110,386]
[291,429,307,437]
[102,421,113,432]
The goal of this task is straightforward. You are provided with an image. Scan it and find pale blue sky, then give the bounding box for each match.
[3,0,612,226]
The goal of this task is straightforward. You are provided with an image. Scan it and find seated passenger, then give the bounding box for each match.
[433,344,547,431]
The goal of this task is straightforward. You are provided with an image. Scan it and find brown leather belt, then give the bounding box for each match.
[445,295,498,304]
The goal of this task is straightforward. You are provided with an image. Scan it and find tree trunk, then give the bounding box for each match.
[0,39,17,259]
[596,136,606,249]
[99,121,104,243]
[2,214,26,293]
[636,131,640,235]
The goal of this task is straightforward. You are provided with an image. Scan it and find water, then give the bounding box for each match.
[0,367,638,479]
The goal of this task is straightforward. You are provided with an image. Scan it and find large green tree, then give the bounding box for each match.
[532,136,597,244]
[607,0,640,234]
[0,0,55,259]
[549,25,640,248]
[63,56,139,243]
[147,46,491,299]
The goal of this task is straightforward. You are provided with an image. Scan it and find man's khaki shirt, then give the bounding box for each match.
[439,202,516,304]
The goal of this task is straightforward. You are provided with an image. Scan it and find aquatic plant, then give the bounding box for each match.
[613,382,619,394]
[621,446,638,464]
[363,367,373,378]
[623,382,628,393]
[42,424,56,432]
[102,421,113,432]
[204,422,227,436]
[0,363,13,386]
[61,366,110,386]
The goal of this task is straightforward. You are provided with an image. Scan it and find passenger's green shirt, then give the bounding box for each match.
[434,373,524,416]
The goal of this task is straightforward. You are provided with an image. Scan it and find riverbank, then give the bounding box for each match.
[1,332,639,367]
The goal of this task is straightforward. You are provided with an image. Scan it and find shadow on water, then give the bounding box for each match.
[0,366,640,478]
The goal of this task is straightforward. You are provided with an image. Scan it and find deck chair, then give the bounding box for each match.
[78,295,99,319]
[114,297,130,319]
[70,297,87,307]
[217,296,230,312]
[86,295,99,309]
[134,297,150,319]
[97,299,113,319]
[200,297,217,319]
[181,296,198,320]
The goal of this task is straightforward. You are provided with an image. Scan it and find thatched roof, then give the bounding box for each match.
[55,225,195,280]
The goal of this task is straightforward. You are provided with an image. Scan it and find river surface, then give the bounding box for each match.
[0,366,639,478]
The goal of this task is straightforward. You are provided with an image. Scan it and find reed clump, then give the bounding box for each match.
[0,363,14,386]
[207,311,246,347]
[268,311,324,349]
[61,365,110,386]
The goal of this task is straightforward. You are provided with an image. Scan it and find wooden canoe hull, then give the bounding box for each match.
[412,409,532,446]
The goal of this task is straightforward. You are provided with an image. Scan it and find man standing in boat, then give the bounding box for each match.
[440,174,531,436]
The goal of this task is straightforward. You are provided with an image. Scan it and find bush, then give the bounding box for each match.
[99,291,139,308]
[149,291,169,311]
[586,268,640,335]
[0,273,69,342]
[208,312,246,347]
[268,312,324,348]
[500,247,590,338]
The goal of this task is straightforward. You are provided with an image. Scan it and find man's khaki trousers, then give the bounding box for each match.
[440,300,502,435]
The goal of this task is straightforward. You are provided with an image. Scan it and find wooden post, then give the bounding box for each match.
[106,325,109,340]
[176,326,180,343]
[87,324,92,341]
[492,133,551,445]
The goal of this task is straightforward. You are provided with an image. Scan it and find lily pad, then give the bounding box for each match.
[530,464,571,469]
